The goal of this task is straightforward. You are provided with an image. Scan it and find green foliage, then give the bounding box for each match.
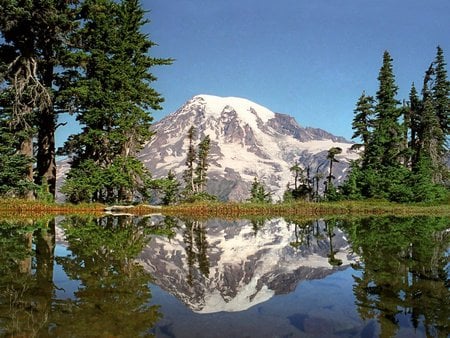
[342,48,449,203]
[352,91,374,148]
[248,177,272,203]
[61,160,104,203]
[0,0,78,197]
[182,191,218,203]
[0,125,35,197]
[36,180,54,203]
[341,216,449,335]
[194,134,211,192]
[62,157,152,203]
[150,170,180,205]
[182,128,212,201]
[58,0,171,203]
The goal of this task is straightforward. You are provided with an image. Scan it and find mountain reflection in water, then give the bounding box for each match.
[0,215,448,337]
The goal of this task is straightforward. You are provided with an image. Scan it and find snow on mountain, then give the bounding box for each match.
[139,94,358,201]
[138,217,357,314]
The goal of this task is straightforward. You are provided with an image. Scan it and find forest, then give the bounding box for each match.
[0,0,449,206]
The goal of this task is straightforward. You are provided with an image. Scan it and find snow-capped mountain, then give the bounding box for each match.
[138,217,357,313]
[139,94,358,201]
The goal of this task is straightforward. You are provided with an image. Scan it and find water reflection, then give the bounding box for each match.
[139,217,355,314]
[0,215,448,337]
[343,216,449,337]
[0,215,166,337]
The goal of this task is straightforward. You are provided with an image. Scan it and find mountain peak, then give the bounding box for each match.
[189,94,276,124]
[139,94,357,201]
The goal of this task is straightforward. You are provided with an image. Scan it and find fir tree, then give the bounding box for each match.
[343,49,449,202]
[0,122,36,197]
[417,69,445,184]
[407,83,421,167]
[194,135,211,193]
[248,177,272,203]
[369,51,403,169]
[0,0,78,197]
[161,170,180,205]
[351,91,374,149]
[432,46,450,139]
[183,126,197,194]
[285,161,312,201]
[326,147,342,188]
[60,0,171,203]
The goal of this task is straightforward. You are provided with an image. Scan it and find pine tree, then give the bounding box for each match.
[0,122,36,197]
[248,177,272,203]
[370,51,403,169]
[325,147,342,196]
[195,135,211,193]
[432,46,450,140]
[161,170,180,205]
[60,0,171,203]
[407,83,421,167]
[0,0,78,198]
[351,91,374,149]
[286,161,312,200]
[183,126,197,194]
[417,67,445,184]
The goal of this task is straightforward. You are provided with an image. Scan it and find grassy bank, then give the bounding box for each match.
[1,198,448,219]
[149,200,450,219]
[0,199,105,218]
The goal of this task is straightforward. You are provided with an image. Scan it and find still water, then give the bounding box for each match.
[0,215,448,337]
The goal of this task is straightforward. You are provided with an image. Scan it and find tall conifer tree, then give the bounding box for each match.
[60,0,172,203]
[0,0,77,198]
[351,91,374,150]
[371,51,403,168]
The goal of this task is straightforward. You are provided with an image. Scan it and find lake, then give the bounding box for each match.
[0,215,448,337]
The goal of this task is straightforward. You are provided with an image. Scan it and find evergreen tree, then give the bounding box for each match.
[194,135,211,193]
[324,147,342,200]
[416,69,445,184]
[351,91,374,149]
[0,122,36,197]
[407,83,421,167]
[326,147,342,191]
[183,126,197,194]
[290,161,303,190]
[369,51,403,169]
[182,127,214,199]
[60,0,171,203]
[343,49,448,202]
[160,170,180,205]
[0,0,78,198]
[285,161,312,201]
[148,170,180,205]
[432,46,450,139]
[248,177,272,203]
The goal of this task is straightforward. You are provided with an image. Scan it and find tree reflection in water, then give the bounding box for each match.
[0,215,448,337]
[0,218,55,337]
[183,219,210,286]
[343,216,449,337]
[0,215,173,337]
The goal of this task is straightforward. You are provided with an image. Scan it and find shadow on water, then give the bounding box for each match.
[0,214,448,337]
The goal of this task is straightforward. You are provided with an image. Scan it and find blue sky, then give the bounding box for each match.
[57,0,450,146]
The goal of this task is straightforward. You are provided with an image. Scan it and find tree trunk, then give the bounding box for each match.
[20,136,35,200]
[36,110,56,198]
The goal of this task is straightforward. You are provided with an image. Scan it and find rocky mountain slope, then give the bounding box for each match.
[139,94,358,201]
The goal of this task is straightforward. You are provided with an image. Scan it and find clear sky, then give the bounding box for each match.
[147,0,450,138]
[57,0,450,146]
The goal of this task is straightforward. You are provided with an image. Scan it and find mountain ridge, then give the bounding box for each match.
[138,94,358,201]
